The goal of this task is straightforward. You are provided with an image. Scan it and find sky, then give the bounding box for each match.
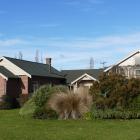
[0,0,140,70]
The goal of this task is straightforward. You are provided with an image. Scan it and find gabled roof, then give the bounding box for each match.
[104,50,140,72]
[0,66,18,79]
[4,57,64,79]
[71,73,98,85]
[61,69,102,84]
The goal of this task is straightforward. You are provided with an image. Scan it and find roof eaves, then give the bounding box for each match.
[0,73,8,80]
[71,73,97,85]
[104,50,140,72]
[3,56,32,78]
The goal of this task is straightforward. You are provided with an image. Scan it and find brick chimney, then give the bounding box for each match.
[46,58,52,73]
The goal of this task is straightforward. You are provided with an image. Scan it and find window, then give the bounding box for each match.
[32,81,39,92]
[135,70,140,76]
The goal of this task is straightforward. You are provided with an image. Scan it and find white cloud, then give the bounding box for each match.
[38,32,140,51]
[15,32,140,59]
[40,32,140,69]
[1,31,140,69]
[0,39,27,47]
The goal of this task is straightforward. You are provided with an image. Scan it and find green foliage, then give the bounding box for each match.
[33,85,68,107]
[51,85,69,93]
[82,112,93,120]
[19,99,37,118]
[33,107,58,119]
[127,95,140,111]
[90,72,140,109]
[33,85,52,107]
[20,85,68,119]
[0,95,20,109]
[89,72,140,119]
[18,94,29,107]
[92,109,140,119]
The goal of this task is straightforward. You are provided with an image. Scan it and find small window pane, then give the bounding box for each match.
[33,81,39,92]
[136,70,140,76]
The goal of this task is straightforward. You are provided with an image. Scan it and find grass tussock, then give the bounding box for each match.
[48,89,92,120]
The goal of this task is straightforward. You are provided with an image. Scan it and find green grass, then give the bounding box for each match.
[0,110,140,140]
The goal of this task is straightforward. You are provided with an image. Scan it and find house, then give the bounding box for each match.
[61,69,102,93]
[104,50,140,78]
[0,56,65,99]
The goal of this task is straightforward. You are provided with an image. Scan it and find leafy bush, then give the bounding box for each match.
[82,112,93,120]
[33,85,68,107]
[33,107,58,119]
[33,85,52,107]
[18,94,29,107]
[19,85,68,119]
[51,85,69,94]
[92,109,140,119]
[0,95,20,109]
[90,72,140,109]
[19,99,37,118]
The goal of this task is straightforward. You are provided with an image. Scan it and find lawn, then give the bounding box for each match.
[0,110,140,140]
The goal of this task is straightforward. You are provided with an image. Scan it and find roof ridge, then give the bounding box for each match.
[62,69,100,71]
[4,56,46,65]
[3,56,64,78]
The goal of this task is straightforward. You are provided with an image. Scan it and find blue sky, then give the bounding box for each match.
[0,0,140,70]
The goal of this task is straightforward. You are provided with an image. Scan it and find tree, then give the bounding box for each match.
[35,49,39,63]
[90,72,140,109]
[18,51,23,60]
[89,57,94,69]
[14,54,17,59]
[40,52,43,63]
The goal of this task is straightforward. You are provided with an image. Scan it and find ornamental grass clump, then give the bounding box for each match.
[48,90,93,120]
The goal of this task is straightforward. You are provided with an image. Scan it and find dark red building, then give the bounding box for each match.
[0,56,65,98]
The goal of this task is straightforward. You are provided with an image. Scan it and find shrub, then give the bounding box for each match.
[19,85,68,119]
[0,95,20,109]
[33,85,68,107]
[33,85,52,107]
[18,94,29,107]
[19,99,37,118]
[90,72,140,109]
[92,109,140,119]
[33,107,48,119]
[48,91,93,120]
[51,85,69,94]
[89,73,140,119]
[33,107,58,119]
[82,112,93,120]
[127,95,140,111]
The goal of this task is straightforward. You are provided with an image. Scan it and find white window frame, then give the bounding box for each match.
[135,69,140,76]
